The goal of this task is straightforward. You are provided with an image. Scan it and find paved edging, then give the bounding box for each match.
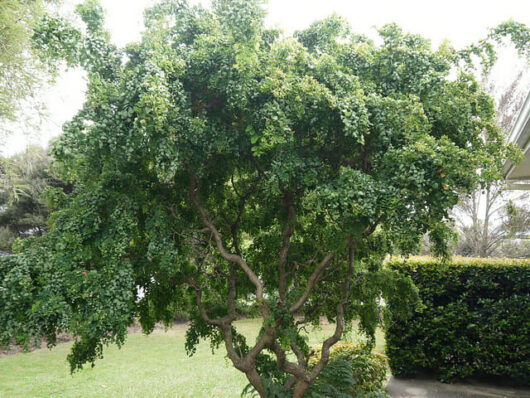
[385,376,530,398]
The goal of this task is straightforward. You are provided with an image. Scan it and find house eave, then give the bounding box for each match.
[504,91,530,184]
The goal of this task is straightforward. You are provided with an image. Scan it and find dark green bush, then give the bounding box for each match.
[386,256,530,384]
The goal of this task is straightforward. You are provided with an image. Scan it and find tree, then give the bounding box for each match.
[454,185,530,257]
[503,200,530,238]
[1,1,527,396]
[497,199,530,258]
[453,63,529,258]
[0,0,61,138]
[484,67,529,133]
[454,184,505,257]
[0,146,67,253]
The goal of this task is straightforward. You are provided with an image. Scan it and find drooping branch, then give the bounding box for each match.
[220,172,259,257]
[227,264,237,318]
[185,275,268,396]
[291,342,307,367]
[289,252,335,313]
[189,174,265,302]
[295,288,333,328]
[269,340,308,380]
[304,301,345,391]
[280,238,358,396]
[279,192,295,302]
[184,277,226,327]
[305,238,357,386]
[363,215,383,238]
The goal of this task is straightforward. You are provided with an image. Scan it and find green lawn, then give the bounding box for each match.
[0,319,385,398]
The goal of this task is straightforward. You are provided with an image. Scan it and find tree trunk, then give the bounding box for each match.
[246,368,266,398]
[482,189,491,257]
[293,380,310,398]
[471,191,480,255]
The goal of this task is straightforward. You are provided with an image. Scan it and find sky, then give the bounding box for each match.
[2,0,530,156]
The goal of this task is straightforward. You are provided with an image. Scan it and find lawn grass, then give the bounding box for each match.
[0,318,385,398]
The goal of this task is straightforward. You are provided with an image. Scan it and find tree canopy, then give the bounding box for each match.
[1,1,527,396]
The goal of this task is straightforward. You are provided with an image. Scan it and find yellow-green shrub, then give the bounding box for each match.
[307,342,389,397]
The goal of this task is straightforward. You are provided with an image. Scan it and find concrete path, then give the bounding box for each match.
[386,376,530,398]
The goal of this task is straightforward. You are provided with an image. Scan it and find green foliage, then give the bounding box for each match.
[487,20,530,60]
[0,187,138,371]
[457,20,530,70]
[497,239,530,258]
[307,342,389,397]
[0,0,60,136]
[0,227,17,253]
[235,300,261,319]
[0,146,68,253]
[294,14,354,52]
[503,199,530,239]
[3,0,528,395]
[386,256,530,384]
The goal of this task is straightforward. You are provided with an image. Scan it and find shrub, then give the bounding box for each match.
[173,311,189,323]
[235,300,261,319]
[307,342,390,397]
[386,256,530,384]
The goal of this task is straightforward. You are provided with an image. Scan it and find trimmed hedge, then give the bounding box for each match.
[386,256,530,384]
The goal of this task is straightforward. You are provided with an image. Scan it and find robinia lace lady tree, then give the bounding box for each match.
[1,0,528,396]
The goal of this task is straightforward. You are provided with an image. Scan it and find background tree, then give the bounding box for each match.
[504,200,530,238]
[452,64,530,258]
[484,67,530,133]
[0,146,67,253]
[496,199,530,258]
[454,184,505,257]
[454,185,530,257]
[1,1,527,397]
[0,0,62,138]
